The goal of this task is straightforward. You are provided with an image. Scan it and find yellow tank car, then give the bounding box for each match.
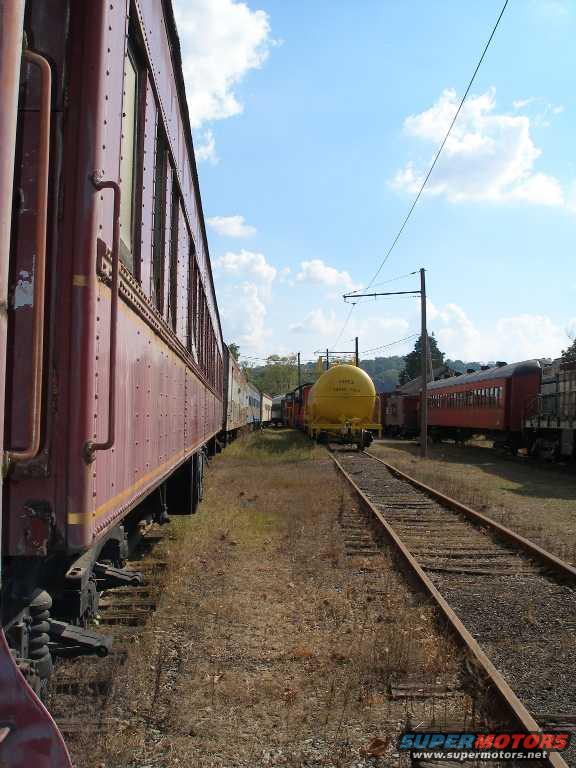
[306,364,381,448]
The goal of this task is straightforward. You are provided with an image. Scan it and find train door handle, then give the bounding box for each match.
[6,50,52,468]
[84,176,121,462]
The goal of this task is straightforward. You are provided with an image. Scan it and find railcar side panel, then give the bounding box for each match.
[224,351,250,433]
[428,377,508,432]
[261,393,272,424]
[425,362,541,443]
[134,0,220,349]
[7,0,224,558]
[509,370,541,431]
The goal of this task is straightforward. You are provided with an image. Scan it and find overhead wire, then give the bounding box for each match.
[333,302,356,347]
[366,0,509,289]
[333,0,509,344]
[361,333,419,355]
[348,270,419,295]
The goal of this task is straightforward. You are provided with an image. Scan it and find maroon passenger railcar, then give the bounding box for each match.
[427,361,541,451]
[0,2,73,766]
[1,0,223,697]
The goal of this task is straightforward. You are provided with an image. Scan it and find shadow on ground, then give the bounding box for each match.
[372,438,576,502]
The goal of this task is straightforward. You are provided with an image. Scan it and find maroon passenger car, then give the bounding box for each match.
[2,0,223,691]
[0,2,73,765]
[427,361,541,451]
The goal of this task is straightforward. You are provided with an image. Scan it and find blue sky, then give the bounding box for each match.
[175,0,576,364]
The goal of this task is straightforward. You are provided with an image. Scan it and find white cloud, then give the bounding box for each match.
[296,259,359,292]
[207,215,256,238]
[428,301,576,361]
[195,129,218,164]
[290,308,337,336]
[513,97,537,110]
[215,248,279,352]
[531,0,571,18]
[392,87,565,207]
[217,249,276,285]
[513,97,565,128]
[174,0,273,129]
[219,282,271,350]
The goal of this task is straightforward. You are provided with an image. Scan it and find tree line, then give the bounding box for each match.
[228,333,576,396]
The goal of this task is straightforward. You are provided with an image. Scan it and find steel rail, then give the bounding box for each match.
[365,451,576,584]
[330,452,570,768]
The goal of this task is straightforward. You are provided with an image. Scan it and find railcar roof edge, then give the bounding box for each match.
[426,360,542,391]
[160,0,224,347]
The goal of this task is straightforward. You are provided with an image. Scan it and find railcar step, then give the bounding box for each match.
[48,620,113,657]
[94,562,143,589]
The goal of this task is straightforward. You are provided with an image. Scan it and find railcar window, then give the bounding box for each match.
[189,247,197,352]
[167,179,179,331]
[152,128,168,311]
[175,209,189,347]
[120,48,139,271]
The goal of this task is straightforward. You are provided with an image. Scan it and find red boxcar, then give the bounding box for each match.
[285,384,312,430]
[2,0,223,689]
[427,360,541,451]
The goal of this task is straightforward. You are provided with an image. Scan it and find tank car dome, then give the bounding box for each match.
[307,364,377,425]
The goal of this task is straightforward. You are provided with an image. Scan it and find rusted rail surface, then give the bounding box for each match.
[331,450,574,768]
[367,451,576,583]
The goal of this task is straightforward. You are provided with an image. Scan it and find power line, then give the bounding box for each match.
[366,0,509,290]
[333,1,508,347]
[348,270,419,295]
[333,302,356,347]
[334,272,419,344]
[349,292,420,303]
[361,333,419,355]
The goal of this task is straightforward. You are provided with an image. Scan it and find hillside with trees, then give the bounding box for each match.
[230,335,489,396]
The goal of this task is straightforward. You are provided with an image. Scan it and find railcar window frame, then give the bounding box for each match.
[152,126,169,312]
[166,176,179,332]
[188,240,197,353]
[119,33,146,275]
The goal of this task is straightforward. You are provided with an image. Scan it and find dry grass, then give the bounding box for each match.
[224,428,325,463]
[369,439,576,565]
[81,430,498,768]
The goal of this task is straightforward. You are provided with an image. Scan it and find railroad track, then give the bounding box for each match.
[43,526,171,753]
[331,448,576,768]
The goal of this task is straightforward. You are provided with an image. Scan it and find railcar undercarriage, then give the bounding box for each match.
[1,451,205,690]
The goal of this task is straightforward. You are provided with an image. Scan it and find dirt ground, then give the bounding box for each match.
[369,439,576,566]
[82,431,498,768]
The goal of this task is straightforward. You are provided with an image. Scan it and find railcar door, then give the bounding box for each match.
[0,2,73,765]
[3,2,72,559]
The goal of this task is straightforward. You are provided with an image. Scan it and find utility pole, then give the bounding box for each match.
[297,352,301,389]
[420,268,428,458]
[342,269,429,459]
[326,348,329,370]
[355,337,359,367]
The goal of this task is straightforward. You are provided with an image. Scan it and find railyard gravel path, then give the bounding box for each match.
[75,432,514,768]
[335,451,576,767]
